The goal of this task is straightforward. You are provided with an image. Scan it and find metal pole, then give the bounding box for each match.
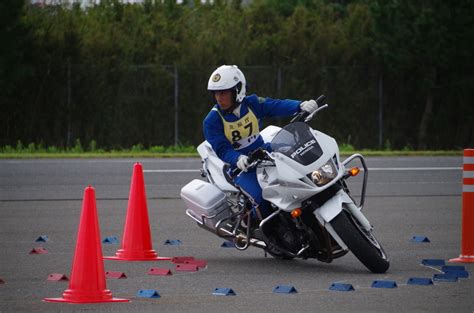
[378,72,383,148]
[277,66,282,97]
[66,58,72,147]
[174,65,179,146]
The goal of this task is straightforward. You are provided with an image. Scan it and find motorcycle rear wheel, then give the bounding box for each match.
[330,210,390,273]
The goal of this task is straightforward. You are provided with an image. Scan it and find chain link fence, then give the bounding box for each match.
[3,63,394,149]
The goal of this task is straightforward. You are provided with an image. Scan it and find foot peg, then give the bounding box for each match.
[235,232,255,251]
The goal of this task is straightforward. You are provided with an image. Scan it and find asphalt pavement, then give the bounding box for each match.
[0,156,472,312]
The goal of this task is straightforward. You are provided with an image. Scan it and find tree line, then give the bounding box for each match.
[1,0,473,150]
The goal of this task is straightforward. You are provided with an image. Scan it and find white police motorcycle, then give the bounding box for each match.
[181,96,389,273]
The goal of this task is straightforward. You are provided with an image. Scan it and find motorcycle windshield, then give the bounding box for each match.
[270,122,323,165]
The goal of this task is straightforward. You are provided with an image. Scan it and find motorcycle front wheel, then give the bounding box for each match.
[330,210,390,273]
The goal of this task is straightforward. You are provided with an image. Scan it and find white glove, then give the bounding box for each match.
[300,100,318,114]
[236,155,250,172]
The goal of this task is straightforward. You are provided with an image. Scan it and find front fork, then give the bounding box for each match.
[312,153,372,250]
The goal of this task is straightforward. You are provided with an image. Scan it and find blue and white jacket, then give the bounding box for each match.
[203,94,301,168]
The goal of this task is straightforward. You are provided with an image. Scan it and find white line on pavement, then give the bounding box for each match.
[369,167,461,171]
[144,167,462,173]
[144,169,200,173]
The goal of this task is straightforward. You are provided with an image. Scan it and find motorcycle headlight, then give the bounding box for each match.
[311,159,337,186]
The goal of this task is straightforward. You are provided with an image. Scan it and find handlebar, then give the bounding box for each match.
[290,110,310,123]
[291,94,327,123]
[230,148,268,177]
[230,168,241,177]
[231,95,328,177]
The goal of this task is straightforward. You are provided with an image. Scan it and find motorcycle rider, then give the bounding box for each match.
[203,65,319,219]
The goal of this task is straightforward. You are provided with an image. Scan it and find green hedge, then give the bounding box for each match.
[1,0,472,150]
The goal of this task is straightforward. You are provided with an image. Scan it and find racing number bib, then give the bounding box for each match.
[217,107,260,150]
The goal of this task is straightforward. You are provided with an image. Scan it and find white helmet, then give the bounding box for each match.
[207,65,246,103]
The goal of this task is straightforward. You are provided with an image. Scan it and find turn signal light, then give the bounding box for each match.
[349,167,360,176]
[291,208,302,218]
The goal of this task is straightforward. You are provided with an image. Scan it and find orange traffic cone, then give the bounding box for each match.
[450,149,474,263]
[44,186,129,303]
[104,163,170,261]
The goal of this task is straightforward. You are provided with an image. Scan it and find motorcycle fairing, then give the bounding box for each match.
[197,141,239,193]
[313,189,353,223]
[258,126,344,211]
